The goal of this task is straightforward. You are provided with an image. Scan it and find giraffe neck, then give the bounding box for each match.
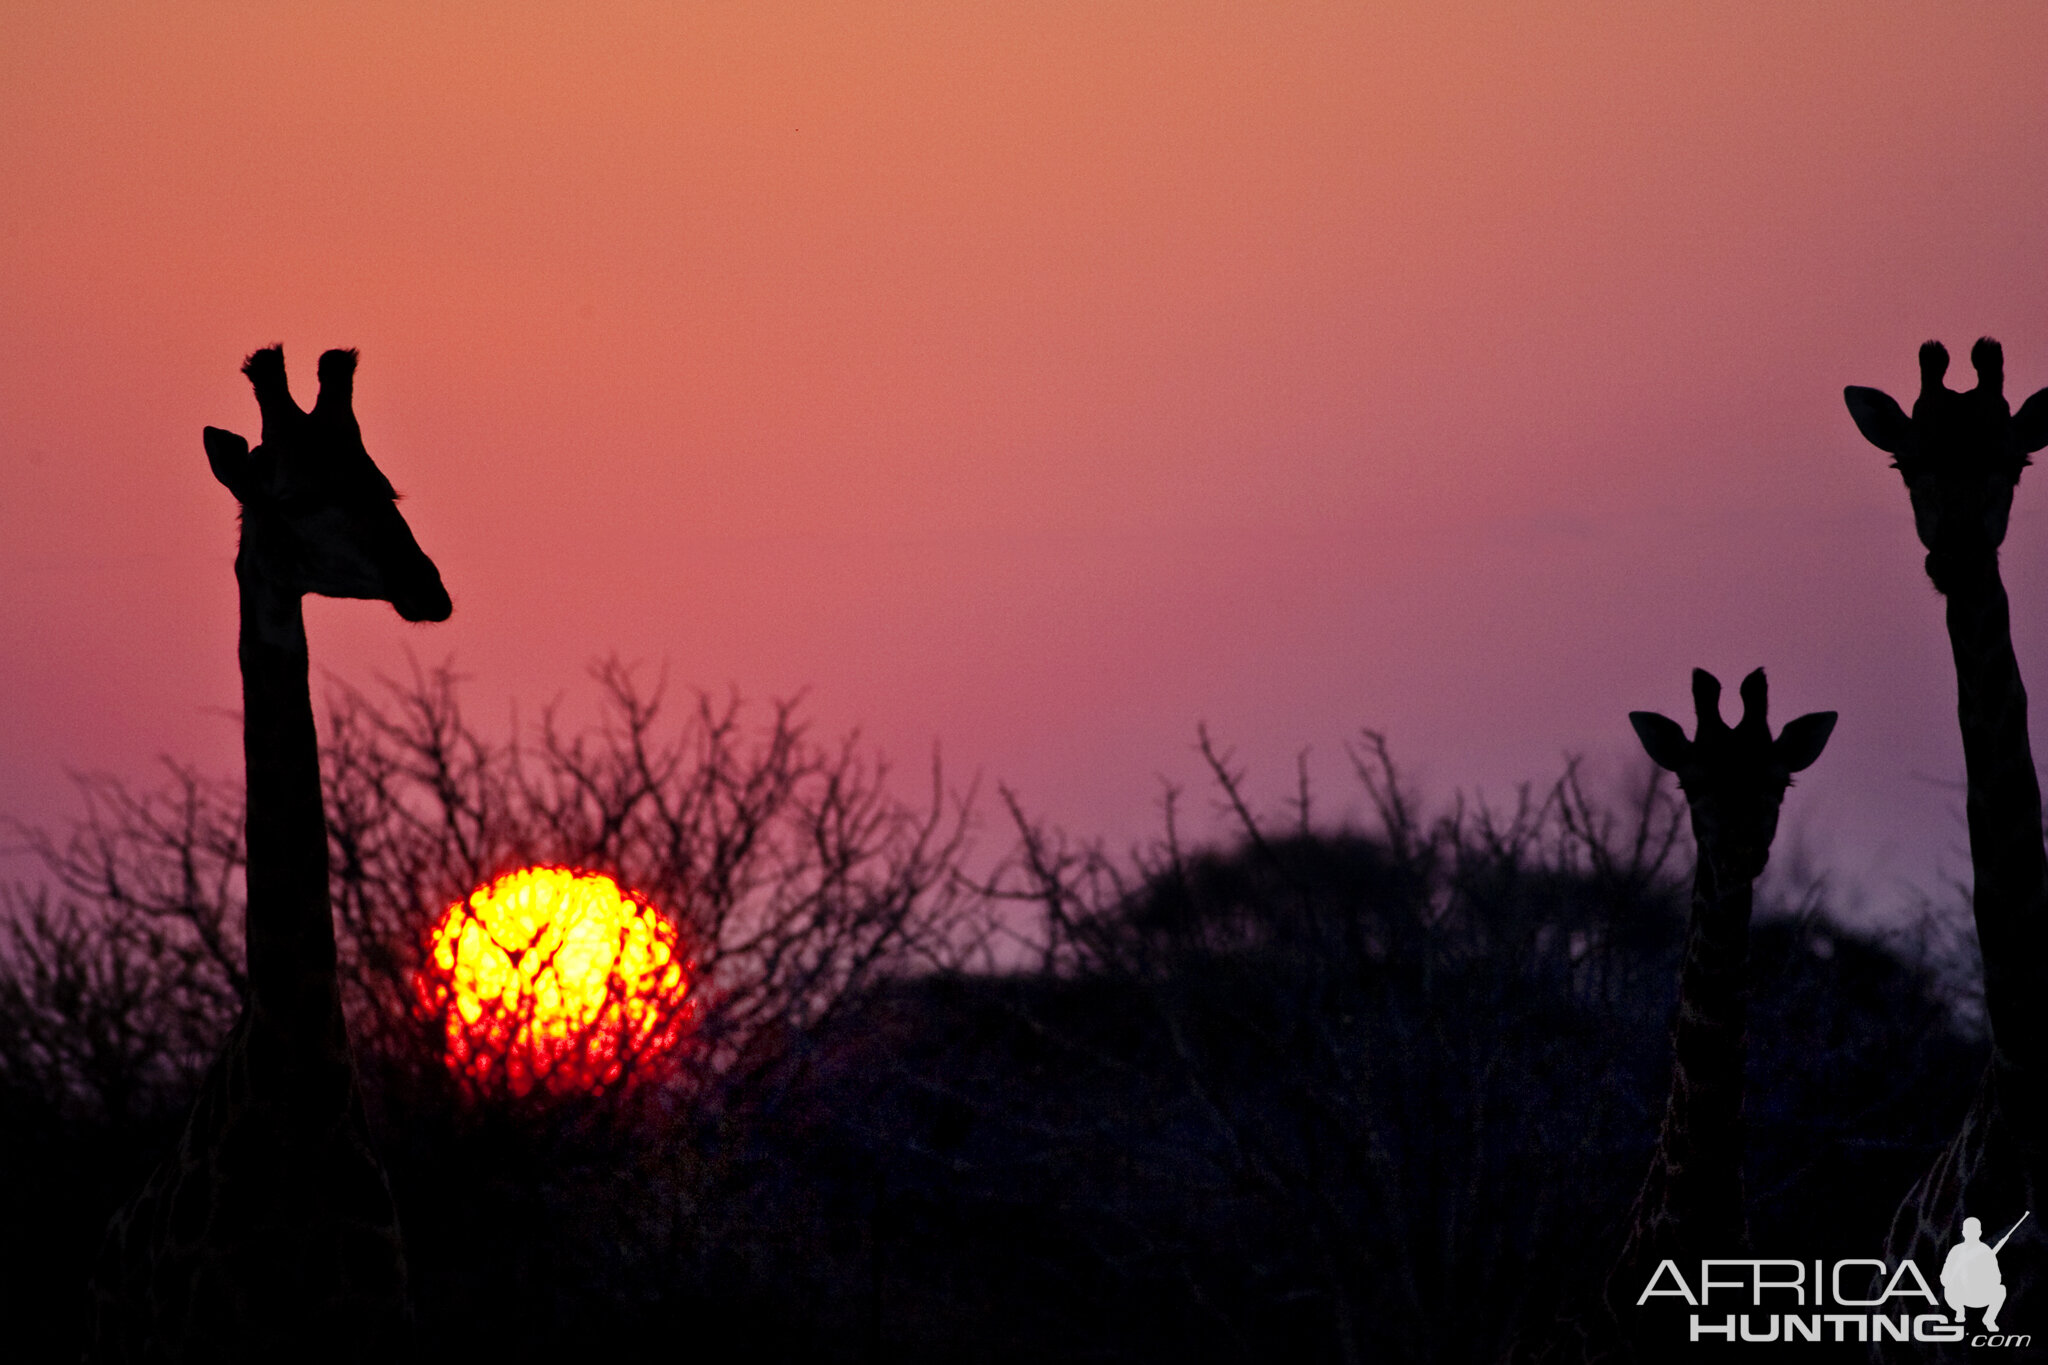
[238,557,342,1046]
[1945,563,2048,1091]
[1874,562,2048,1293]
[1611,852,1754,1294]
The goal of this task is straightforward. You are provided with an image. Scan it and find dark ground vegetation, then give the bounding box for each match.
[0,669,1982,1362]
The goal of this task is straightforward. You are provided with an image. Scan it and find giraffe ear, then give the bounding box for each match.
[203,426,251,500]
[1629,711,1690,772]
[1845,386,1912,455]
[1775,711,1837,773]
[2014,387,2048,456]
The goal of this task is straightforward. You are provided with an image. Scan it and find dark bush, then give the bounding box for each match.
[0,684,1979,1362]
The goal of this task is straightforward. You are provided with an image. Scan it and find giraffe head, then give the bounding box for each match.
[203,346,451,622]
[1630,669,1835,883]
[1845,338,2048,595]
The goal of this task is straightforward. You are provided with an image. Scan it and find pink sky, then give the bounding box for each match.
[5,3,2048,917]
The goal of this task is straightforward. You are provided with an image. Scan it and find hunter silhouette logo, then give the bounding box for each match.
[1944,1213,2027,1335]
[1633,1211,2032,1347]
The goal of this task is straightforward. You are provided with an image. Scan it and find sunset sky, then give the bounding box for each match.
[5,3,2048,918]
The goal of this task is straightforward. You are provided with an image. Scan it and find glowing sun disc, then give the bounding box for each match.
[417,866,691,1095]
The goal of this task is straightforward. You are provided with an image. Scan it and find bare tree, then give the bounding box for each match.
[0,693,1979,1363]
[310,657,976,1111]
[965,735,1697,1364]
[0,659,977,1359]
[1,765,244,1127]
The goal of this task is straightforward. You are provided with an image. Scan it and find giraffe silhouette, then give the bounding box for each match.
[1512,669,1833,1362]
[1845,338,2048,1352]
[85,347,449,1361]
[1609,669,1834,1297]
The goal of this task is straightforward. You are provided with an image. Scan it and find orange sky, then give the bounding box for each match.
[5,3,2048,913]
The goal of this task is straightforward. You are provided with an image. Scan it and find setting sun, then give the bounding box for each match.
[418,866,692,1096]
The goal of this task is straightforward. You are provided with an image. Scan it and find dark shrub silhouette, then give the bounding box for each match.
[0,685,1978,1362]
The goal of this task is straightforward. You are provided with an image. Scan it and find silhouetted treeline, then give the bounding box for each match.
[0,673,1980,1362]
